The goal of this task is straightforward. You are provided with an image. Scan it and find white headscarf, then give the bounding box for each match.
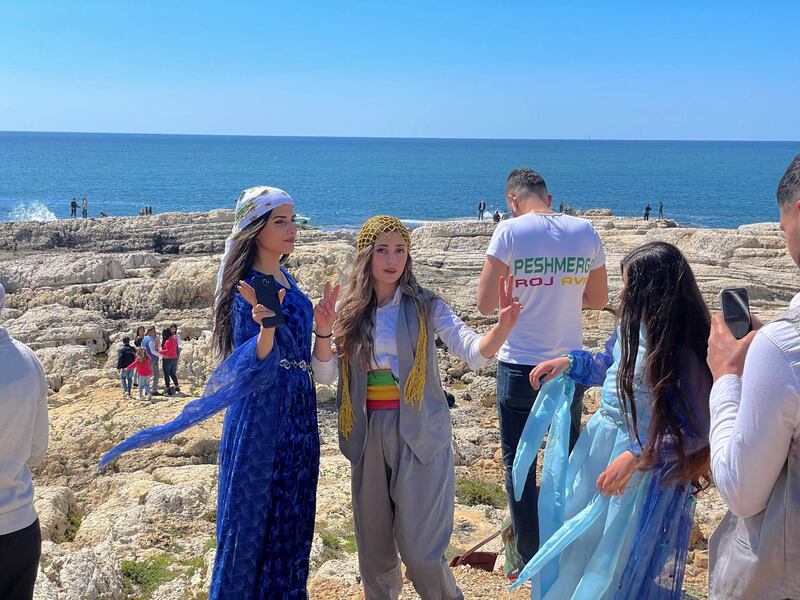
[215,186,295,293]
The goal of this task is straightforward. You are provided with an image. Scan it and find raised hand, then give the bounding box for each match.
[529,356,570,390]
[237,280,286,328]
[497,274,522,331]
[314,282,340,335]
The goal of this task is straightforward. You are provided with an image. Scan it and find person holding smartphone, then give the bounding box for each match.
[99,186,337,598]
[706,154,800,600]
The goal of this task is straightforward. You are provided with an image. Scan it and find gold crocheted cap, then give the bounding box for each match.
[355,216,411,251]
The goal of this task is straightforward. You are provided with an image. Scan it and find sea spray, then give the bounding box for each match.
[7,201,58,222]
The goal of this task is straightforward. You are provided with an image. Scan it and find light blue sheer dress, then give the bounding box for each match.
[511,328,709,600]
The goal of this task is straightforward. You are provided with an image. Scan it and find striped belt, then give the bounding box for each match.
[367,369,400,410]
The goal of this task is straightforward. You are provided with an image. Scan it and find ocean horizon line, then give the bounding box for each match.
[0,204,777,233]
[2,130,799,144]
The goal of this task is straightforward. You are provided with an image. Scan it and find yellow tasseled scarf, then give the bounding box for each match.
[339,308,428,439]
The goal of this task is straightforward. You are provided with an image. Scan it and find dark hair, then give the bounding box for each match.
[162,328,173,341]
[170,323,178,330]
[136,326,145,336]
[213,213,271,358]
[122,336,131,344]
[505,168,548,200]
[146,326,156,334]
[777,153,800,206]
[617,242,712,487]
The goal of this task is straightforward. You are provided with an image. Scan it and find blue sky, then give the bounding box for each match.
[1,1,798,140]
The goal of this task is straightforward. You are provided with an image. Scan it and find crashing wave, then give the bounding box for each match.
[7,201,58,222]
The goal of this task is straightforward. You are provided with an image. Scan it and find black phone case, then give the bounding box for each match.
[253,275,286,328]
[720,288,751,340]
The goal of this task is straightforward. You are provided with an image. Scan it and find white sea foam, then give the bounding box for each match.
[7,201,58,222]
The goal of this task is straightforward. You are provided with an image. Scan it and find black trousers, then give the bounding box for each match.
[0,519,41,600]
[163,357,179,390]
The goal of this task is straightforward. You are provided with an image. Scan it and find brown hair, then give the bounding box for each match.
[212,213,270,359]
[334,245,435,369]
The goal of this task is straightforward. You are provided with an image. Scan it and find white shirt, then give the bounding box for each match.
[710,293,800,518]
[313,288,488,385]
[486,212,606,365]
[0,328,49,535]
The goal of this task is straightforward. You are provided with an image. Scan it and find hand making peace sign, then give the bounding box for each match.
[496,274,522,331]
[314,282,340,335]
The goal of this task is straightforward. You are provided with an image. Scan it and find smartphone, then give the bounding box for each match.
[253,275,285,328]
[720,288,751,340]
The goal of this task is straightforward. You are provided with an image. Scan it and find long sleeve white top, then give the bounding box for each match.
[0,328,49,535]
[147,338,163,359]
[313,288,489,385]
[710,293,800,518]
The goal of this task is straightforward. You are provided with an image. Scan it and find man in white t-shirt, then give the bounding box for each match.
[0,283,49,598]
[477,168,608,571]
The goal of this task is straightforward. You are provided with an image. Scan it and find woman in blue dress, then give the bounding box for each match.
[100,187,338,599]
[510,242,712,599]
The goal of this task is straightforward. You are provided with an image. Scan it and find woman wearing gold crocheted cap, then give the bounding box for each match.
[312,215,521,599]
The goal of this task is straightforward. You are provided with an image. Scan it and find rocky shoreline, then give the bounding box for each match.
[1,210,794,599]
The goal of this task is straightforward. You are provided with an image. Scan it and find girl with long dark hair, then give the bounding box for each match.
[312,215,521,599]
[510,241,712,599]
[100,186,336,598]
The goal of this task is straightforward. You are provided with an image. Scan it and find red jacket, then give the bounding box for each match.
[161,336,178,359]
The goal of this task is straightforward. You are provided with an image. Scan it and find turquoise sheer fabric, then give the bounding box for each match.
[510,328,702,600]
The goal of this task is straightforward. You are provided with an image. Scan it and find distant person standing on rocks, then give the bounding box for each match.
[133,326,145,348]
[70,198,78,218]
[99,186,335,597]
[116,336,137,397]
[658,201,664,219]
[558,200,564,212]
[132,325,146,388]
[127,347,153,401]
[81,198,88,218]
[140,326,163,396]
[643,204,651,221]
[478,199,486,220]
[477,168,608,575]
[161,328,180,395]
[0,283,49,599]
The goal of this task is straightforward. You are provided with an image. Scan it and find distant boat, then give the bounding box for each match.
[296,213,310,225]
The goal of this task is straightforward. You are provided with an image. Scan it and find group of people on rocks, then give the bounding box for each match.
[115,324,182,401]
[3,156,800,599]
[69,197,89,218]
[643,200,665,220]
[478,200,509,222]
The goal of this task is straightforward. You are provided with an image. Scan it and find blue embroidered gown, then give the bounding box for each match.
[510,328,710,599]
[99,268,319,599]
